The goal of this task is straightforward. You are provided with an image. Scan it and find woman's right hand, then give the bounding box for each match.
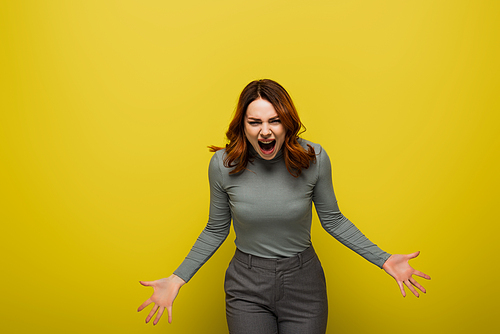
[137,274,186,325]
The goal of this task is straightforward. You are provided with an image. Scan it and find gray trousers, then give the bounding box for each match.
[224,246,328,334]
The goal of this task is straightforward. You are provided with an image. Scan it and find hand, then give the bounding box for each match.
[382,251,431,297]
[137,274,186,325]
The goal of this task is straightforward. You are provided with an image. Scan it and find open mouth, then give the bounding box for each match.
[258,140,276,155]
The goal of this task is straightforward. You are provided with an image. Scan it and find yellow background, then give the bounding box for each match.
[1,1,499,333]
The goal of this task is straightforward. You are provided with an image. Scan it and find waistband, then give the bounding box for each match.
[234,246,317,271]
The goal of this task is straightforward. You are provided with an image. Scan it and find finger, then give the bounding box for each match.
[153,307,165,325]
[407,251,420,259]
[397,281,406,297]
[139,280,154,287]
[414,270,431,280]
[167,305,173,324]
[146,304,159,323]
[404,280,419,297]
[137,298,152,312]
[409,277,426,293]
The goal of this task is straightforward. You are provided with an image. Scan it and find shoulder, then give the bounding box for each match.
[208,149,228,185]
[297,138,325,156]
[212,147,226,160]
[298,138,332,174]
[209,148,226,169]
[209,148,236,176]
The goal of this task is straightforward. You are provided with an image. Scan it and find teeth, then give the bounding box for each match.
[260,140,274,144]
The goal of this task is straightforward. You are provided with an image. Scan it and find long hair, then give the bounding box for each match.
[209,79,316,177]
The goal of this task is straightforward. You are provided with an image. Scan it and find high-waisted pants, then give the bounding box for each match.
[224,246,328,334]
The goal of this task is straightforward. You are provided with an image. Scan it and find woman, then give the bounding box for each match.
[138,79,430,333]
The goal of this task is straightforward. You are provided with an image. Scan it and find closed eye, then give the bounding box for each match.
[247,118,280,125]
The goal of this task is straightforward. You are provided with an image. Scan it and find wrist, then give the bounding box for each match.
[170,274,186,286]
[382,254,393,270]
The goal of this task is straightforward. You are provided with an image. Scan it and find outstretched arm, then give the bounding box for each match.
[382,251,431,297]
[137,152,231,325]
[312,145,391,267]
[172,151,231,283]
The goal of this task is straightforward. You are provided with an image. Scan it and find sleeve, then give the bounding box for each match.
[173,152,232,282]
[312,146,391,268]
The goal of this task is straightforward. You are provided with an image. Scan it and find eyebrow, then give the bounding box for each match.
[247,116,280,121]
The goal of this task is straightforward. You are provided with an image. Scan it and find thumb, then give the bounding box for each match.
[408,251,420,259]
[139,280,154,286]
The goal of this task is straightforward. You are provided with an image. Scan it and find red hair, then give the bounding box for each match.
[209,79,316,177]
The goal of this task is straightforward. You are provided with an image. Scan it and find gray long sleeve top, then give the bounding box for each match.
[173,139,391,283]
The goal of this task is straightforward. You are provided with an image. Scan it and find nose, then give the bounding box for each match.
[260,123,272,137]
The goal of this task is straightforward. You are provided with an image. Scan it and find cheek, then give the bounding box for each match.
[275,131,286,149]
[244,127,256,141]
[277,126,286,141]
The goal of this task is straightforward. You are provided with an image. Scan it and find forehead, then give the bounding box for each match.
[245,98,278,119]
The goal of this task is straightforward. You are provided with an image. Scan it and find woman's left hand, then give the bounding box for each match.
[382,251,431,297]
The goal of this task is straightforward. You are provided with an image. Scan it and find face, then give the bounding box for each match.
[244,98,286,160]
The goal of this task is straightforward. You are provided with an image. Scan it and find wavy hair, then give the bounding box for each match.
[209,79,316,177]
